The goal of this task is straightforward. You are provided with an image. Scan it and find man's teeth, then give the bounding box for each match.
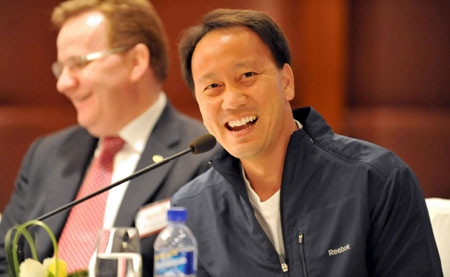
[228,115,257,128]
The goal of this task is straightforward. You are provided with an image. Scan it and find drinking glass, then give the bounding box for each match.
[93,227,142,277]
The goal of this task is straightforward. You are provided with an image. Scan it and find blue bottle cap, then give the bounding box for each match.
[167,207,187,222]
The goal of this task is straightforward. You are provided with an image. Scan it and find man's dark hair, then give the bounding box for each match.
[178,8,292,92]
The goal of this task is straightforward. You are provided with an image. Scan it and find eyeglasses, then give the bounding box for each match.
[51,46,132,79]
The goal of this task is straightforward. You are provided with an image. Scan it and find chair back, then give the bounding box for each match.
[426,198,450,276]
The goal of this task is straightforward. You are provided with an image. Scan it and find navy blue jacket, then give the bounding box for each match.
[172,107,442,277]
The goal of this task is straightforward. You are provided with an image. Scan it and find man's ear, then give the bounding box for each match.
[281,63,295,101]
[128,43,150,82]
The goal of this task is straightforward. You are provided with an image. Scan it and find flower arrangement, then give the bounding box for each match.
[4,220,88,277]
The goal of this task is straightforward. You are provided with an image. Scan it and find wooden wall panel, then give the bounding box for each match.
[0,0,68,105]
[346,0,450,198]
[348,0,450,106]
[284,0,348,132]
[0,0,76,212]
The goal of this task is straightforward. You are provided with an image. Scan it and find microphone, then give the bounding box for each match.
[34,133,216,222]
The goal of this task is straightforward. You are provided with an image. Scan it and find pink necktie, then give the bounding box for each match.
[58,136,125,273]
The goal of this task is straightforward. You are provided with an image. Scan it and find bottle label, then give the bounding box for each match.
[154,249,196,275]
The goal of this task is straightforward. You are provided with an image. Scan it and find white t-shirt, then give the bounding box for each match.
[242,120,303,257]
[245,176,286,256]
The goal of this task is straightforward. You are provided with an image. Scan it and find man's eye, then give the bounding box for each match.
[243,72,256,78]
[66,57,87,69]
[205,83,219,90]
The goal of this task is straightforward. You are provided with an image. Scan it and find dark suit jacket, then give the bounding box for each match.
[0,103,218,276]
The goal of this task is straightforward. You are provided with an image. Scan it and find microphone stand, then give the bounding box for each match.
[35,147,193,222]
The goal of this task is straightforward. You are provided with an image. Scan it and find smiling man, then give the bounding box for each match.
[172,8,443,276]
[0,0,217,275]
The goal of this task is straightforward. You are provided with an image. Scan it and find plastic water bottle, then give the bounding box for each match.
[154,207,198,276]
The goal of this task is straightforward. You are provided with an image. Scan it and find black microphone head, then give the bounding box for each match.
[190,134,216,154]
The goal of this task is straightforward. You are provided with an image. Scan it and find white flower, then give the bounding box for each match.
[19,258,46,277]
[43,258,54,272]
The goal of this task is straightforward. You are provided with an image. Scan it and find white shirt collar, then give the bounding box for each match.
[295,119,303,130]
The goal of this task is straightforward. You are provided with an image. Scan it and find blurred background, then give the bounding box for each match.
[0,0,449,212]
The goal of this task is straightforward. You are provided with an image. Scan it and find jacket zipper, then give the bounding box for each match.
[279,172,290,274]
[212,161,291,274]
[279,255,288,272]
[298,233,308,276]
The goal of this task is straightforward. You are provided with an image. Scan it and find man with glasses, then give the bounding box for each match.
[0,0,216,275]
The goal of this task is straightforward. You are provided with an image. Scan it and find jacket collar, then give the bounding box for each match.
[209,107,329,197]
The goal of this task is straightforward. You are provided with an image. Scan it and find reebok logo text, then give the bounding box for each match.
[328,244,351,256]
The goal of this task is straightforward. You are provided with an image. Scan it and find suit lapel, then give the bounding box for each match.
[114,104,181,227]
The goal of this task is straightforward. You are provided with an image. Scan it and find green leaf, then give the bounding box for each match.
[5,220,65,277]
[68,269,89,276]
[4,225,19,276]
